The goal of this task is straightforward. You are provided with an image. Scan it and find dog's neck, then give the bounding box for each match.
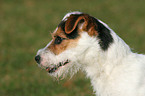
[78,31,132,95]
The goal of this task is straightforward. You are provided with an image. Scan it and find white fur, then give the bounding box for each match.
[62,11,83,21]
[36,12,145,96]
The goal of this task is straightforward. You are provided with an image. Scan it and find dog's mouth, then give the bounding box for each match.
[46,59,70,73]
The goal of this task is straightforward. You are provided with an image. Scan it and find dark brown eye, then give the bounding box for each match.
[54,36,65,44]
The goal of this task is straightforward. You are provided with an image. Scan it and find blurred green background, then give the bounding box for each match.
[0,0,145,96]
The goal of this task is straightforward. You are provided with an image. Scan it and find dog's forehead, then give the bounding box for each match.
[53,27,66,38]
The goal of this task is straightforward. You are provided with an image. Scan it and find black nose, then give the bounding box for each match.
[35,55,41,64]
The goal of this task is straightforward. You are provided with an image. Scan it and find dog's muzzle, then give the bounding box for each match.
[35,54,71,73]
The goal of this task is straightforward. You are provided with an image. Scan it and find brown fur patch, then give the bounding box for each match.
[65,15,84,34]
[47,13,99,55]
[47,27,80,55]
[65,14,98,36]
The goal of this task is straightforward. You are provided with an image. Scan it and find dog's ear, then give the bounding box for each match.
[65,14,98,36]
[65,14,113,50]
[65,15,85,34]
[82,15,98,36]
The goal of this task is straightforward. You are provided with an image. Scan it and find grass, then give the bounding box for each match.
[0,0,145,96]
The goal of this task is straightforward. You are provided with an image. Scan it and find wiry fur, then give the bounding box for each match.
[36,12,145,96]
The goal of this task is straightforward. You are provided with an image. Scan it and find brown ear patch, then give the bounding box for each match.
[64,13,113,51]
[82,14,98,36]
[65,14,98,36]
[65,15,85,34]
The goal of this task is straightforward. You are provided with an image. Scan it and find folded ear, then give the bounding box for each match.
[65,14,98,36]
[65,15,85,34]
[64,13,113,50]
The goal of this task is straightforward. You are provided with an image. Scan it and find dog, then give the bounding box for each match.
[35,12,145,96]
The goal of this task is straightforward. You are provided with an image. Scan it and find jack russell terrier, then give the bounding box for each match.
[35,12,145,96]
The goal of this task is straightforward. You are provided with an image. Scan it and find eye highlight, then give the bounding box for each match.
[54,36,65,44]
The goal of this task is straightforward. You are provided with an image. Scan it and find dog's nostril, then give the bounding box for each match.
[35,55,41,64]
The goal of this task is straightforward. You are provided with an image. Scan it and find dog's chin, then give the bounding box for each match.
[45,59,70,74]
[44,60,80,79]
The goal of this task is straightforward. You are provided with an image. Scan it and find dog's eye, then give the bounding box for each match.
[54,36,64,44]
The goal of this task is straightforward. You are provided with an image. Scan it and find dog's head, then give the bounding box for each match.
[35,12,113,78]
